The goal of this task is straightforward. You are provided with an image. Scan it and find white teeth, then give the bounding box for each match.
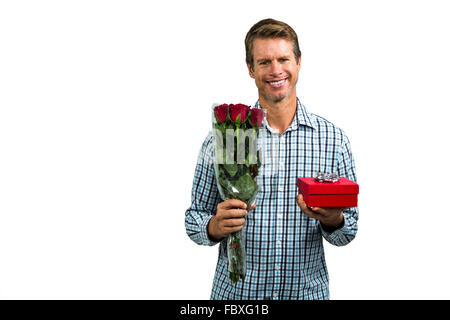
[269,79,286,85]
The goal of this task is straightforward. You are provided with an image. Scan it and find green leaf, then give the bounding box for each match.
[218,176,238,199]
[223,164,238,177]
[233,172,258,202]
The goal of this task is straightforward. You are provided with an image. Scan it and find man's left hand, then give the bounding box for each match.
[297,194,348,232]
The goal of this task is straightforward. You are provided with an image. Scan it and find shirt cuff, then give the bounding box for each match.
[201,215,220,246]
[319,215,349,242]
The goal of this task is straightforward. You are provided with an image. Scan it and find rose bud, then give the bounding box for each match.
[214,104,228,123]
[230,104,250,125]
[249,108,265,127]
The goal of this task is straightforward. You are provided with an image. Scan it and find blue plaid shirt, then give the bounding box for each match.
[185,98,358,300]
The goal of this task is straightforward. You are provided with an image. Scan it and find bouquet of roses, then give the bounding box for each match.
[212,103,265,283]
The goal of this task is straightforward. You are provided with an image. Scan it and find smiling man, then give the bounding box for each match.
[185,18,359,300]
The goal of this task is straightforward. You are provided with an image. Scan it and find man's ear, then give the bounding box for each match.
[247,63,255,79]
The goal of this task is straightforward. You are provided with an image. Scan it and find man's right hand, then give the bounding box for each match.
[207,199,256,242]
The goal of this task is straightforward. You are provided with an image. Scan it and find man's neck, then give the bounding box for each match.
[259,93,297,134]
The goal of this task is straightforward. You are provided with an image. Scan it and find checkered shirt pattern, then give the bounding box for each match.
[185,98,358,300]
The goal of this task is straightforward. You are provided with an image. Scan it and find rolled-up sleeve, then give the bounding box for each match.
[320,133,359,246]
[185,133,222,246]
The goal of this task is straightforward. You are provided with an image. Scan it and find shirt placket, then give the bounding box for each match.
[273,132,286,300]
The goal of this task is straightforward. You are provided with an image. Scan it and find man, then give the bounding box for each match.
[185,18,358,300]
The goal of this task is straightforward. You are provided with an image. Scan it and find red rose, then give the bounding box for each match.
[249,108,264,127]
[214,104,228,123]
[229,104,250,125]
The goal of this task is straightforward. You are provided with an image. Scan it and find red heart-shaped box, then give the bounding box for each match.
[297,177,359,207]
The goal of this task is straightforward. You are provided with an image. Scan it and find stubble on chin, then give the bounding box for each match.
[260,87,293,104]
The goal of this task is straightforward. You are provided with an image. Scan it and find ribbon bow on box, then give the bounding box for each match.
[315,172,340,183]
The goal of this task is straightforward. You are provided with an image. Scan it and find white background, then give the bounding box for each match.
[1,0,449,299]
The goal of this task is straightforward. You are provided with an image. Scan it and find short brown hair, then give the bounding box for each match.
[245,18,301,70]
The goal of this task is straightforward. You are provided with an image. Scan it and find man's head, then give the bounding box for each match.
[245,19,301,104]
[245,18,301,72]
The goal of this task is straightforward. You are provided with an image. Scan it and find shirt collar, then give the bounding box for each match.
[254,97,317,132]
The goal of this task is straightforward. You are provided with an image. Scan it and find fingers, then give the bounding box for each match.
[223,225,245,233]
[222,217,246,227]
[309,206,326,215]
[297,194,323,220]
[220,208,248,219]
[219,199,247,210]
[297,194,348,228]
[214,200,258,238]
[297,194,312,212]
[312,206,350,214]
[218,200,257,218]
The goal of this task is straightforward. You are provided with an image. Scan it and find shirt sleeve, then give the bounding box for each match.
[185,132,222,246]
[320,132,359,246]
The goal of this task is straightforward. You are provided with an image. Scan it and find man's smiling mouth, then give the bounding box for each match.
[267,78,287,87]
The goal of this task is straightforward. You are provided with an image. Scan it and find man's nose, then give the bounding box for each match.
[270,61,282,75]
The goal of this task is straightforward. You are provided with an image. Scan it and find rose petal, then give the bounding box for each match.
[214,104,228,123]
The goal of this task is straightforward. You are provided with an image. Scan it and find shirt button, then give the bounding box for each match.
[278,214,283,219]
[273,292,278,298]
[279,186,284,192]
[279,162,284,167]
[276,240,281,246]
[275,265,280,271]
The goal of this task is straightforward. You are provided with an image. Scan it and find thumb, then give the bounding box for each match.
[297,194,303,205]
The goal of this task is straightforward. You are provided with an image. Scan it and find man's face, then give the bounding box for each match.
[247,38,301,103]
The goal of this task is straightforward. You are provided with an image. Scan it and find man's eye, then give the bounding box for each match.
[260,61,269,65]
